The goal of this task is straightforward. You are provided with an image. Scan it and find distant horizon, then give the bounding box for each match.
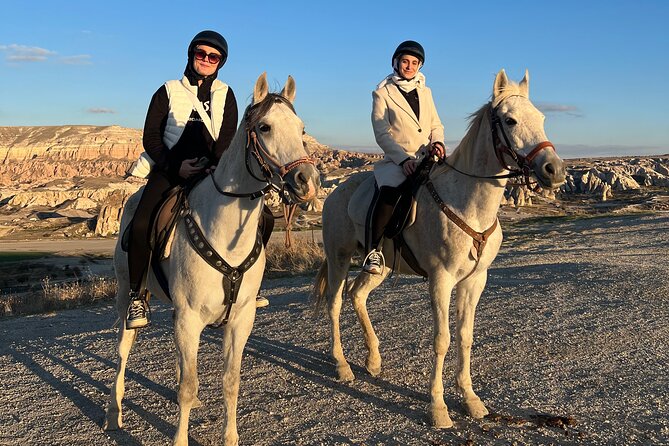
[1,122,666,160]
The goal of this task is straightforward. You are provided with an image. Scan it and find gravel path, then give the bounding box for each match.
[1,213,667,445]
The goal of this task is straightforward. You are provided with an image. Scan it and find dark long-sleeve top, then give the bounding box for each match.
[142,82,238,181]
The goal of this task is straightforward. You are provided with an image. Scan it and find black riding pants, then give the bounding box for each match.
[128,170,177,292]
[369,185,402,251]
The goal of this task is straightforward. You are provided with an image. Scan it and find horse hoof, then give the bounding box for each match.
[102,412,123,431]
[464,397,489,419]
[365,354,382,377]
[336,364,355,382]
[430,406,454,429]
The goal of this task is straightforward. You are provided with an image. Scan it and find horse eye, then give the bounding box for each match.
[504,117,517,126]
[259,124,271,132]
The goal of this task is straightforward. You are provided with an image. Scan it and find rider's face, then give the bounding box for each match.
[398,54,420,80]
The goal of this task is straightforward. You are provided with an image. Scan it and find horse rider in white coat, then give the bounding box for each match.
[364,40,446,274]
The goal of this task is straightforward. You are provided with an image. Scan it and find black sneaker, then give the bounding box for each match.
[126,291,149,329]
[363,249,384,275]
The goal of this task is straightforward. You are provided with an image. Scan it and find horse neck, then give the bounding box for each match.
[188,124,265,252]
[213,125,269,196]
[434,105,508,225]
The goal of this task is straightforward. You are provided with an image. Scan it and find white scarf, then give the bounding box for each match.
[378,69,426,93]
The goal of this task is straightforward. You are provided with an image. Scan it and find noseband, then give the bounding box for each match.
[210,98,315,204]
[489,101,555,181]
[245,126,315,203]
[439,98,555,186]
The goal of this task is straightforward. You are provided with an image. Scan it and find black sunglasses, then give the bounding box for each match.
[193,48,222,64]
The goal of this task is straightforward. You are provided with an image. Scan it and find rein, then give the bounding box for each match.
[211,120,314,205]
[415,94,556,273]
[439,99,555,187]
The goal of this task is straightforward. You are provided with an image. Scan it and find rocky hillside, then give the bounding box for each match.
[0,126,378,238]
[0,126,144,186]
[0,125,667,238]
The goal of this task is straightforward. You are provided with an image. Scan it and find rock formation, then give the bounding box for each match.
[0,124,666,237]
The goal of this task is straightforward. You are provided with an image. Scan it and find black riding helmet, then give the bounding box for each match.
[184,30,228,83]
[189,30,228,66]
[392,40,425,65]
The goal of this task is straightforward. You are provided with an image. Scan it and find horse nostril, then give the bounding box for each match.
[544,163,555,175]
[297,171,307,185]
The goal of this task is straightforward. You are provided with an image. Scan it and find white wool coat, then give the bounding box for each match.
[371,78,445,187]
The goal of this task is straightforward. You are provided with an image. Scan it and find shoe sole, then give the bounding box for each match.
[363,267,382,275]
[126,318,149,329]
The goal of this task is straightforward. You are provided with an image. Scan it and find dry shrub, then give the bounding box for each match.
[1,276,117,317]
[264,237,324,277]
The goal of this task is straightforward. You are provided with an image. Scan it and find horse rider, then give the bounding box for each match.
[364,40,447,274]
[125,30,240,329]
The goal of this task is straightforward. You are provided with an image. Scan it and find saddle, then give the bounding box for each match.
[121,185,187,298]
[349,160,435,277]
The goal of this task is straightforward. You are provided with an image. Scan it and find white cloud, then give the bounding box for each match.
[60,55,92,65]
[0,44,56,62]
[87,108,116,114]
[536,103,583,117]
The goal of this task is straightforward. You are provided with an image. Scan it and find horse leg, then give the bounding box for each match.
[350,270,388,376]
[220,306,255,446]
[172,310,204,446]
[327,254,356,382]
[428,272,456,428]
[103,285,138,430]
[454,273,489,418]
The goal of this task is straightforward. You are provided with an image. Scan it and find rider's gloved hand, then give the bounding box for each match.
[430,142,446,160]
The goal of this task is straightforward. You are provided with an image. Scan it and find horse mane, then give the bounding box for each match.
[243,93,296,129]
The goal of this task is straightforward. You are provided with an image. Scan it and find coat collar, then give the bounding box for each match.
[385,83,427,126]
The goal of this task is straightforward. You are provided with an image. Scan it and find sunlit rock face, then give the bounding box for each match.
[0,125,143,186]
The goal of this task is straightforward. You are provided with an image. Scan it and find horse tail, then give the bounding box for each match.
[311,259,329,315]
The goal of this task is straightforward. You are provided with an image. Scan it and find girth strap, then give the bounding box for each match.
[184,213,264,327]
[425,181,498,259]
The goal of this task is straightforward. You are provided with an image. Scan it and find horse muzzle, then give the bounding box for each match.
[284,162,320,203]
[528,144,566,189]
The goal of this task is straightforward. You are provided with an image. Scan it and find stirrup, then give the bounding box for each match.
[363,249,385,275]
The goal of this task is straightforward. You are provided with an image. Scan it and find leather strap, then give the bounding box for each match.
[425,181,498,259]
[184,213,263,327]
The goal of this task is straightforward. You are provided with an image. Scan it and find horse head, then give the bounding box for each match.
[243,72,320,203]
[491,69,566,189]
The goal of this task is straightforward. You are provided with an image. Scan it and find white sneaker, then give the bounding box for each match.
[126,292,149,329]
[363,249,385,275]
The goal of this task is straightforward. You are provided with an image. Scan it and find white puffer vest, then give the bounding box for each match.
[129,76,229,178]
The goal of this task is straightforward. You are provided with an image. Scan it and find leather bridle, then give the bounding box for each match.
[489,99,555,185]
[440,97,556,187]
[210,101,315,205]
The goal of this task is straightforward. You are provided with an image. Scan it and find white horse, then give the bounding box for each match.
[313,69,565,427]
[104,73,320,446]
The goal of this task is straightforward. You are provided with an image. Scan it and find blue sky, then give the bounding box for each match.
[1,0,667,158]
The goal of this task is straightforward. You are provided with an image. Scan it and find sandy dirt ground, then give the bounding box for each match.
[0,213,668,445]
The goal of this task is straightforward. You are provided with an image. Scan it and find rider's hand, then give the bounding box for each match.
[179,158,201,179]
[430,142,446,159]
[402,159,417,176]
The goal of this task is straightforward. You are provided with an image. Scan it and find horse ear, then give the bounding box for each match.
[281,75,296,103]
[253,72,269,105]
[493,69,509,100]
[519,69,530,97]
